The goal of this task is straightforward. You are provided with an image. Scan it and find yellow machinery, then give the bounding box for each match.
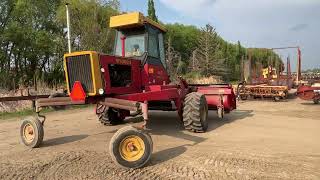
[109,12,166,32]
[262,67,277,79]
[64,51,103,96]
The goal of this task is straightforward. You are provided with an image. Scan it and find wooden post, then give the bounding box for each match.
[297,48,301,82]
[248,50,252,84]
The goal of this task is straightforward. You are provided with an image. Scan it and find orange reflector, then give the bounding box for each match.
[148,68,154,74]
[70,81,86,101]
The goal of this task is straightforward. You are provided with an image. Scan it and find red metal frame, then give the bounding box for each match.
[99,55,142,94]
[36,32,237,121]
[121,36,126,57]
[196,85,236,112]
[98,54,170,95]
[143,63,170,86]
[297,85,320,101]
[97,52,236,118]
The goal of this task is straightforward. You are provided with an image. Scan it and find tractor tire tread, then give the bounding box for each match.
[20,117,44,148]
[97,106,124,126]
[109,126,152,169]
[182,92,208,133]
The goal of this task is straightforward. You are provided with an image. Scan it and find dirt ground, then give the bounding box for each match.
[0,96,319,180]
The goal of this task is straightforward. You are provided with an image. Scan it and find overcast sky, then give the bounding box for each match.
[120,0,320,70]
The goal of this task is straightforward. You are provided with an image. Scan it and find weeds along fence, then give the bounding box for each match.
[0,78,65,113]
[185,76,223,84]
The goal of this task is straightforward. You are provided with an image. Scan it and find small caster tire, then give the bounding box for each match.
[217,107,224,119]
[274,96,280,102]
[109,126,153,169]
[20,117,44,148]
[240,95,248,100]
[314,99,319,104]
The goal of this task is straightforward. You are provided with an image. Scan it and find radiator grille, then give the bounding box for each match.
[66,54,94,93]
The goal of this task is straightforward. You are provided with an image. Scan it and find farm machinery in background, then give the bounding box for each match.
[237,47,301,101]
[297,84,320,104]
[19,11,236,169]
[237,61,291,101]
[296,71,320,104]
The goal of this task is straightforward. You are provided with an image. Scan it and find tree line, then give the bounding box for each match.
[164,24,282,81]
[0,0,282,90]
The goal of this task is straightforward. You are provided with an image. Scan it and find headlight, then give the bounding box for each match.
[99,88,104,95]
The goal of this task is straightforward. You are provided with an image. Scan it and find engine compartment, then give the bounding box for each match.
[108,64,132,87]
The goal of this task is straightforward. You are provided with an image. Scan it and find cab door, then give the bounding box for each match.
[142,26,170,86]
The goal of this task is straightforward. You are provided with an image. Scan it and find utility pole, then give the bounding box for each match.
[297,47,301,82]
[287,56,290,87]
[240,55,244,82]
[66,3,72,53]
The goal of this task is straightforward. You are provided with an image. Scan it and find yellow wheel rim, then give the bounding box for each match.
[23,123,35,143]
[119,135,145,162]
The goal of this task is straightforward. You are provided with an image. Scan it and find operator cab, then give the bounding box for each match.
[110,12,166,69]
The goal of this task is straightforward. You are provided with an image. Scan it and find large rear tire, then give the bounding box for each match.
[20,117,44,148]
[183,92,208,133]
[96,104,126,126]
[109,126,153,169]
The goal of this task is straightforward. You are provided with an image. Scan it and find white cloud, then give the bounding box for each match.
[159,0,215,20]
[160,0,320,23]
[159,0,320,70]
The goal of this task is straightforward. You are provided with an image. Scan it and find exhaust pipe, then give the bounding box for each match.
[100,98,141,112]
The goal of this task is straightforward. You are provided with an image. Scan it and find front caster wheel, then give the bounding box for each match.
[109,126,153,169]
[20,117,44,148]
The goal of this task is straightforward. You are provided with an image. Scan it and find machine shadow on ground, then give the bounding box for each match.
[301,102,319,106]
[41,134,89,147]
[207,109,254,131]
[123,108,254,165]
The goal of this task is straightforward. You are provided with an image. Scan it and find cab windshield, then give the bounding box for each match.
[115,32,145,57]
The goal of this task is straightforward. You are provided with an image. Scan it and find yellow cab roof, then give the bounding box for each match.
[109,12,166,32]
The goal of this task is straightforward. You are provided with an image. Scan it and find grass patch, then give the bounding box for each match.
[0,104,92,121]
[230,80,241,85]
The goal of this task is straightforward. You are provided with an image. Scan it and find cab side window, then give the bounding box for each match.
[158,33,166,69]
[148,30,159,58]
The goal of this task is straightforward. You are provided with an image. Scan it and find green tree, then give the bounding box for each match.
[165,23,200,68]
[165,36,182,79]
[104,0,120,11]
[163,23,283,81]
[147,0,158,22]
[0,0,63,89]
[0,0,120,90]
[196,24,226,77]
[0,0,286,89]
[56,0,118,53]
